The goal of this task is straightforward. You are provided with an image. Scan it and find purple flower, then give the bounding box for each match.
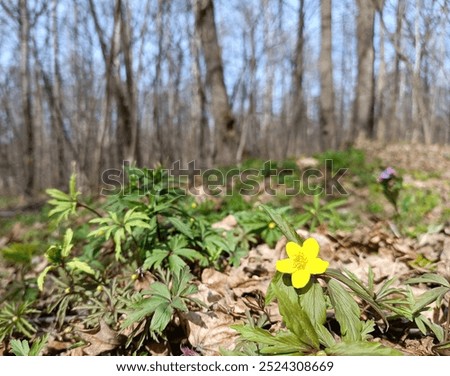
[378,167,397,182]
[180,346,200,356]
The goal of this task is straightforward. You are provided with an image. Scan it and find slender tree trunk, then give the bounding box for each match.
[89,0,119,184]
[119,1,138,163]
[390,0,405,140]
[261,0,274,157]
[319,0,336,150]
[189,16,209,166]
[51,0,66,188]
[194,0,236,165]
[237,16,256,163]
[376,2,386,141]
[411,0,431,144]
[153,0,164,164]
[289,0,306,154]
[353,0,375,140]
[19,0,35,196]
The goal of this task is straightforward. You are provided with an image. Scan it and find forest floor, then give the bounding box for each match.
[0,140,449,356]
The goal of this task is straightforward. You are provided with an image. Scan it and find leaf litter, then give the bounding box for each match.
[0,141,449,356]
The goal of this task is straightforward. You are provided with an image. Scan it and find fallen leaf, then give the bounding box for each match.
[181,311,241,356]
[75,320,126,355]
[211,214,237,231]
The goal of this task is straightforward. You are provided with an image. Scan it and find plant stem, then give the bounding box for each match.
[76,202,102,217]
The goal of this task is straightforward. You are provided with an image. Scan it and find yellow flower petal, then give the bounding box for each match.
[302,238,320,259]
[276,258,295,274]
[286,241,301,259]
[307,258,329,274]
[291,269,311,288]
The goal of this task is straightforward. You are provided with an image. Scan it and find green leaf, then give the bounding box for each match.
[315,324,336,348]
[414,315,427,335]
[150,302,173,334]
[168,254,187,272]
[415,314,444,341]
[301,281,326,325]
[147,282,171,300]
[327,279,362,342]
[412,286,449,314]
[29,334,49,356]
[232,325,279,345]
[61,229,74,258]
[406,274,450,288]
[323,198,347,210]
[300,281,335,347]
[232,325,307,355]
[37,265,55,291]
[46,188,71,201]
[172,266,195,296]
[14,318,36,337]
[326,268,387,325]
[125,219,152,231]
[261,205,303,244]
[325,341,403,356]
[10,339,30,356]
[170,297,188,312]
[173,247,204,262]
[167,217,194,239]
[265,272,282,305]
[121,296,166,328]
[113,228,125,259]
[11,335,49,356]
[143,249,168,270]
[272,282,319,349]
[66,258,95,275]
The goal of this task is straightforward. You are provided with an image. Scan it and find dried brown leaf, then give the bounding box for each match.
[75,320,126,356]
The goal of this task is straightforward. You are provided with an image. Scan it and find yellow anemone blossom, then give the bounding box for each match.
[276,238,329,288]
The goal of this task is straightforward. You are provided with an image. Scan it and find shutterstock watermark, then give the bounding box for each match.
[100,160,348,197]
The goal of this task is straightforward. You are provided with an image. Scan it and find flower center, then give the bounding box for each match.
[293,253,308,270]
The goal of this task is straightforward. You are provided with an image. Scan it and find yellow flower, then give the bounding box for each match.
[191,202,198,209]
[268,222,276,229]
[276,238,329,289]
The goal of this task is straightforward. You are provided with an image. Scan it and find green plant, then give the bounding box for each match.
[88,208,152,261]
[46,173,96,224]
[295,195,348,232]
[142,234,206,272]
[378,167,403,213]
[121,266,202,346]
[235,206,286,248]
[230,205,449,355]
[37,228,96,292]
[10,334,49,356]
[315,148,376,186]
[398,188,440,236]
[0,301,38,343]
[73,277,134,328]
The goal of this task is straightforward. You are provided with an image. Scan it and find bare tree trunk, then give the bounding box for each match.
[237,12,256,163]
[89,0,119,183]
[153,0,165,165]
[118,0,138,163]
[289,0,306,154]
[390,0,405,140]
[19,0,35,196]
[261,0,274,157]
[51,0,66,188]
[352,0,375,140]
[189,15,209,166]
[319,0,336,150]
[194,0,236,165]
[411,0,431,144]
[375,1,386,141]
